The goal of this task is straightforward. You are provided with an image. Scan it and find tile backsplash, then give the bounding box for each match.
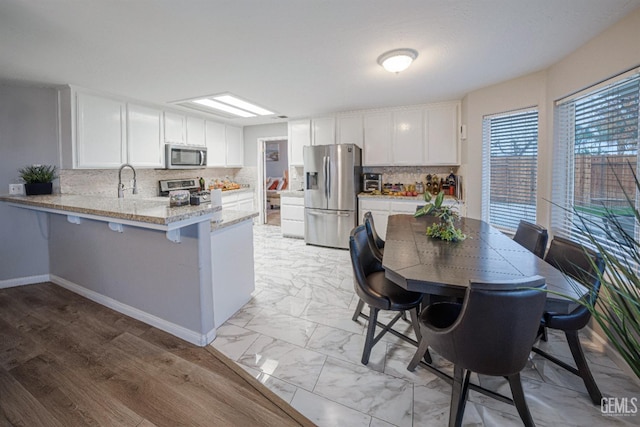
[364,166,459,186]
[60,167,257,198]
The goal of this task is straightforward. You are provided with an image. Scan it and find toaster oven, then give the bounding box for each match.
[363,173,382,192]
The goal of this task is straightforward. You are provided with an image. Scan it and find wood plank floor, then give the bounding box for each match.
[0,282,314,427]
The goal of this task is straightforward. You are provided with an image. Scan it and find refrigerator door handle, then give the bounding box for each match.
[323,155,329,201]
[327,155,331,200]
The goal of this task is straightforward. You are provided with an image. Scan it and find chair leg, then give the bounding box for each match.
[408,307,432,364]
[362,305,379,365]
[507,373,535,427]
[407,332,430,371]
[565,330,602,405]
[352,299,364,321]
[449,365,469,427]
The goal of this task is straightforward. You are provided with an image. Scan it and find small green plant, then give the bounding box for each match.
[18,164,57,184]
[414,191,466,242]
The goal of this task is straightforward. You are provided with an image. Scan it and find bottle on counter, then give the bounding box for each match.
[447,169,456,196]
[199,177,205,191]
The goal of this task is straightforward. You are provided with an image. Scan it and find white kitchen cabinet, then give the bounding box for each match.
[236,191,254,211]
[204,122,243,167]
[337,114,363,148]
[205,120,226,167]
[288,119,311,166]
[222,190,254,211]
[363,112,392,166]
[186,116,206,146]
[127,103,164,168]
[425,103,460,165]
[225,125,244,167]
[392,109,424,165]
[76,92,126,168]
[281,196,305,238]
[359,196,466,239]
[359,198,391,239]
[312,116,336,145]
[164,111,186,144]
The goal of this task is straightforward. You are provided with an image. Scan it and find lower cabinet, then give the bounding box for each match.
[281,196,305,238]
[359,197,465,240]
[221,190,254,211]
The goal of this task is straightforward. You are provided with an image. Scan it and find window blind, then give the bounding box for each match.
[482,109,539,231]
[553,73,639,262]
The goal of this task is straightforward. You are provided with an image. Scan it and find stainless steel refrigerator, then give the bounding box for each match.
[304,144,362,249]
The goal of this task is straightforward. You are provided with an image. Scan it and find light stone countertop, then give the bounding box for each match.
[0,194,220,226]
[210,209,259,232]
[278,190,305,198]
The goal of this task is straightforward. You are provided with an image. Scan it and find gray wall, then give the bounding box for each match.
[243,122,288,167]
[265,139,288,178]
[0,84,59,284]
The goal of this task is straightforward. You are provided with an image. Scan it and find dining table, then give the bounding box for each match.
[380,214,587,406]
[382,214,587,315]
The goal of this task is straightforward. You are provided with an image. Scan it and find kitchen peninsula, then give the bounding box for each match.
[0,194,258,346]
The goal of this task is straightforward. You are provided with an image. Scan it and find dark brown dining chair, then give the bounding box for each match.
[353,212,386,320]
[513,220,548,258]
[533,236,605,405]
[349,225,425,365]
[364,211,384,258]
[408,276,547,427]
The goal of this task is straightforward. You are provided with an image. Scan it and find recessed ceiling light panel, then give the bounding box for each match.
[173,93,276,119]
[213,95,274,116]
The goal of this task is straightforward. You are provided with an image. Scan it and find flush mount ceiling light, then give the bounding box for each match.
[177,94,275,119]
[377,48,418,73]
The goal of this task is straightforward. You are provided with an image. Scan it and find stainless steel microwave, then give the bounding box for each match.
[165,144,207,169]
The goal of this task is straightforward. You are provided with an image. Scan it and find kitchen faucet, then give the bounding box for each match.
[118,163,138,198]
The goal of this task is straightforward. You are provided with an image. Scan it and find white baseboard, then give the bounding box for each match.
[584,326,640,387]
[49,275,216,347]
[0,274,50,289]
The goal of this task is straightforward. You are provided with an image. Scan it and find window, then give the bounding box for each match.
[553,70,639,258]
[482,109,539,231]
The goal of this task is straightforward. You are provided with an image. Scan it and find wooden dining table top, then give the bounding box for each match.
[382,214,585,313]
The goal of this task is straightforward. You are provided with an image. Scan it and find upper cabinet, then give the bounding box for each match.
[127,103,164,168]
[225,125,243,167]
[75,93,126,168]
[205,122,243,168]
[288,119,311,166]
[361,101,460,166]
[363,112,392,165]
[164,111,186,144]
[205,121,226,167]
[186,116,206,146]
[424,103,459,165]
[337,114,363,148]
[312,117,336,146]
[59,86,243,169]
[392,108,424,165]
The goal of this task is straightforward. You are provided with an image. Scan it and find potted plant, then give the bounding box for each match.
[18,164,57,195]
[414,191,466,242]
[562,162,640,379]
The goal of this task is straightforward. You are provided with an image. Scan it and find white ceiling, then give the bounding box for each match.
[1,0,639,126]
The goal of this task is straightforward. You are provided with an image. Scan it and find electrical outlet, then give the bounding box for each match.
[9,184,24,195]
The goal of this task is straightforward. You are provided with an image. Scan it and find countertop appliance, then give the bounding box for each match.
[165,144,207,169]
[158,178,211,205]
[304,144,362,249]
[362,173,382,192]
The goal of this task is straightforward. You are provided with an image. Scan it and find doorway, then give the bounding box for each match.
[257,137,288,226]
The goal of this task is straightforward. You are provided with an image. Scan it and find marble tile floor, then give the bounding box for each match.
[210,224,640,427]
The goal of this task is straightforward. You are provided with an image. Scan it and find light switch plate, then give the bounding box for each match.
[9,183,25,195]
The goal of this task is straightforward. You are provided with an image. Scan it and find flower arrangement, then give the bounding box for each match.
[414,191,466,242]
